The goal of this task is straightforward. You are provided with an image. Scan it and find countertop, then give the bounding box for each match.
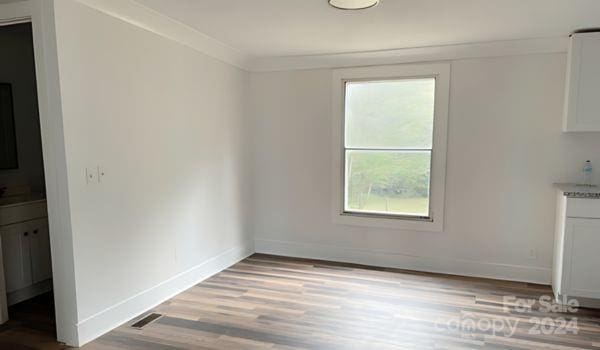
[0,193,46,208]
[554,183,600,198]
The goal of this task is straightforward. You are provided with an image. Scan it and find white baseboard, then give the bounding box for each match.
[254,238,552,285]
[74,243,254,347]
[7,279,53,306]
[71,238,551,347]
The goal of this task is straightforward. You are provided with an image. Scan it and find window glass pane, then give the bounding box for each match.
[345,79,435,149]
[345,150,431,217]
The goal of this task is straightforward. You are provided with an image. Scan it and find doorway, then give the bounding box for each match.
[0,21,57,347]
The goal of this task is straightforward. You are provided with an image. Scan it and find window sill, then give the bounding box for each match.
[333,211,443,232]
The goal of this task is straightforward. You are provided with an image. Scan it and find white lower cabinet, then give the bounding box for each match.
[0,218,52,305]
[563,219,600,298]
[0,222,32,293]
[29,219,52,284]
[553,195,600,304]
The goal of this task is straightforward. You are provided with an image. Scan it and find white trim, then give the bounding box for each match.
[0,1,32,23]
[0,16,31,26]
[331,63,450,231]
[255,238,552,285]
[248,37,568,72]
[22,0,569,74]
[74,0,251,70]
[0,0,81,346]
[32,0,569,74]
[75,243,254,347]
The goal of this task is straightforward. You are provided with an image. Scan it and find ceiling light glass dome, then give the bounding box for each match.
[329,0,379,10]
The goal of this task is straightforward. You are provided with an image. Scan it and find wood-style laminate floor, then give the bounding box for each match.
[0,292,62,350]
[5,254,600,349]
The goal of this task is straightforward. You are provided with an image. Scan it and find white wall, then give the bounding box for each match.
[41,0,600,345]
[249,53,600,284]
[52,0,252,345]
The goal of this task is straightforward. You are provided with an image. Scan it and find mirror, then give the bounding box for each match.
[0,83,18,169]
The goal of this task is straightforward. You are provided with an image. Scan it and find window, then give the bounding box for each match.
[332,64,449,231]
[345,78,434,219]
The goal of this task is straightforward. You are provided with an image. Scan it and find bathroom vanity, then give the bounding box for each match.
[0,193,52,315]
[553,184,600,306]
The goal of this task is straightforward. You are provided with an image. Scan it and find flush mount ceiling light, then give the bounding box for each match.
[328,0,379,10]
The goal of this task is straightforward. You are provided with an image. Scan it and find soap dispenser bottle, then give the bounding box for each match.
[583,160,593,186]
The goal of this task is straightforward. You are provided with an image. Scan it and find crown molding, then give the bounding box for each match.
[68,1,568,73]
[248,37,569,72]
[75,0,251,70]
[0,1,33,26]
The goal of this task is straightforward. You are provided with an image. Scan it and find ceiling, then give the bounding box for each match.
[134,0,600,58]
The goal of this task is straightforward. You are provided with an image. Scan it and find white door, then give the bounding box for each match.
[564,218,600,298]
[29,219,52,283]
[0,222,32,293]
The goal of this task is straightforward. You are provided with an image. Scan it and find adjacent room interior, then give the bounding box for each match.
[0,0,600,349]
[0,19,55,346]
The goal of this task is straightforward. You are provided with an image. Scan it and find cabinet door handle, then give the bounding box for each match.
[33,229,38,234]
[24,232,28,236]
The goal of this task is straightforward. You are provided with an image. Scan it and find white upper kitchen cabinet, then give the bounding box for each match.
[564,32,600,132]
